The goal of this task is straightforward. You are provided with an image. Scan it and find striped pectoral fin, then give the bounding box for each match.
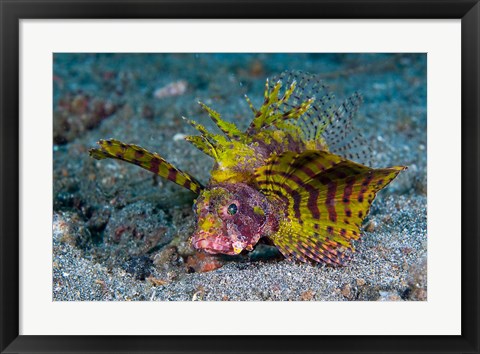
[315,161,406,240]
[296,164,406,265]
[256,150,406,265]
[89,139,203,194]
[270,220,354,266]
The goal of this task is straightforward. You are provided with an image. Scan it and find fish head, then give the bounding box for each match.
[191,183,276,256]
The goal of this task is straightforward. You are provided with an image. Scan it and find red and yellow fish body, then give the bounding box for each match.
[90,71,405,266]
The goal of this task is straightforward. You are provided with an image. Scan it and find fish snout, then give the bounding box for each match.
[192,231,234,255]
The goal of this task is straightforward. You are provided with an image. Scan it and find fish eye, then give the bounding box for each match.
[227,203,238,215]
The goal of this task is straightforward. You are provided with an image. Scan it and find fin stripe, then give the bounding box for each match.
[297,242,318,263]
[291,189,302,223]
[316,175,339,222]
[150,157,160,174]
[299,165,317,178]
[323,177,338,223]
[90,139,203,194]
[260,172,317,224]
[168,168,178,181]
[298,241,325,264]
[267,180,302,222]
[283,173,320,222]
[342,177,356,219]
[307,188,321,219]
[320,243,348,265]
[357,173,374,203]
[343,176,355,204]
[315,242,340,264]
[268,188,293,216]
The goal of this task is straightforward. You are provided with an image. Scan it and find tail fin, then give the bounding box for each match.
[89,139,203,194]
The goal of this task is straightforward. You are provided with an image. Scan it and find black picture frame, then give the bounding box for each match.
[1,1,478,353]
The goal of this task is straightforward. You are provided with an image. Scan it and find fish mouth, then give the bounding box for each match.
[192,231,239,255]
[194,239,231,254]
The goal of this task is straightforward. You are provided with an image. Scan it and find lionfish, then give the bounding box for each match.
[89,71,406,266]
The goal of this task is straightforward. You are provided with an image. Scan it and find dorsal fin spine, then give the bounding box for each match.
[198,101,244,140]
[184,135,218,159]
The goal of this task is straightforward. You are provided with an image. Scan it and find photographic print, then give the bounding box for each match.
[52,53,427,301]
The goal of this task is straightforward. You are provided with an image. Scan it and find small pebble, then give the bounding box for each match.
[154,80,188,99]
[173,133,187,141]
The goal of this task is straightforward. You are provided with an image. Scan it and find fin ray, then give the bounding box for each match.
[184,135,218,159]
[266,71,373,165]
[246,79,315,135]
[255,150,405,265]
[198,102,244,140]
[89,139,203,194]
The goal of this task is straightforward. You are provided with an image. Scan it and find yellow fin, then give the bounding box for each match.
[255,150,406,265]
[89,139,203,194]
[246,79,314,136]
[184,135,218,159]
[198,101,244,140]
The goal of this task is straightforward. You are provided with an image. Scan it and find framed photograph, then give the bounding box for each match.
[1,0,478,353]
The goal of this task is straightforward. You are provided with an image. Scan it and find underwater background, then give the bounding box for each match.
[53,53,427,301]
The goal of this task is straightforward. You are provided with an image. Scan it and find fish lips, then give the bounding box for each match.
[192,231,240,255]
